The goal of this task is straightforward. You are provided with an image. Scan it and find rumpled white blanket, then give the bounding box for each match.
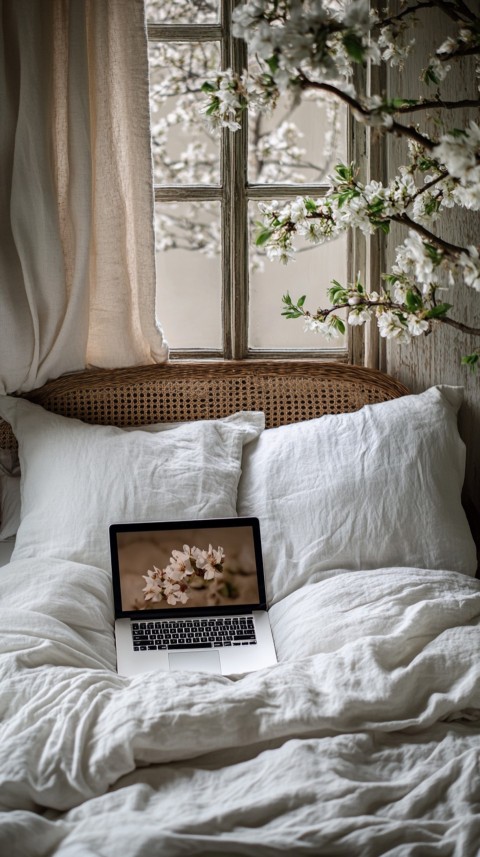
[1,558,479,856]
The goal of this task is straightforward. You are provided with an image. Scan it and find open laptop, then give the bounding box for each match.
[109,517,277,676]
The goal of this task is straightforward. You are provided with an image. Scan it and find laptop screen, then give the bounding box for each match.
[110,518,267,619]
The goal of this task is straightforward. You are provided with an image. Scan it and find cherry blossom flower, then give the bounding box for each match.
[459,247,480,293]
[142,544,226,606]
[377,311,411,344]
[192,544,225,580]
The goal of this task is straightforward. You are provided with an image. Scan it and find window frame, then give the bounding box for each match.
[147,0,363,363]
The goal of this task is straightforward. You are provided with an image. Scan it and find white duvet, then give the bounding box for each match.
[1,558,480,856]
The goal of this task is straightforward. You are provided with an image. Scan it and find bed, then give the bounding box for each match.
[0,360,479,857]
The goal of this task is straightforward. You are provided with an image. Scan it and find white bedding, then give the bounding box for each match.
[1,387,479,854]
[1,557,479,856]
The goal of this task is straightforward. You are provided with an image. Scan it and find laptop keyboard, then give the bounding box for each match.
[131,616,257,651]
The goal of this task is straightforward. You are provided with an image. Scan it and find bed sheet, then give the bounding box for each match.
[0,558,479,856]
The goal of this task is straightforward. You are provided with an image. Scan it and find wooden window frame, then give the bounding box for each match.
[148,0,365,363]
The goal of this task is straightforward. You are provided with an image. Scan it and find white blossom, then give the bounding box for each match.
[266,244,296,264]
[377,311,411,343]
[348,307,371,325]
[392,231,439,290]
[425,56,451,82]
[142,544,225,606]
[142,568,164,602]
[378,25,414,67]
[335,194,376,235]
[458,246,480,292]
[407,315,429,336]
[304,315,341,338]
[437,37,457,56]
[433,123,480,193]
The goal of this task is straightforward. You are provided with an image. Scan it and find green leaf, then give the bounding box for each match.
[423,65,440,86]
[368,198,386,215]
[297,295,306,307]
[425,197,441,216]
[327,281,348,304]
[423,242,442,264]
[417,157,437,172]
[424,302,452,319]
[461,353,479,370]
[334,190,359,209]
[255,229,274,247]
[376,220,390,235]
[201,81,216,93]
[334,163,352,182]
[405,289,423,311]
[330,316,346,335]
[205,100,219,115]
[265,54,279,74]
[304,197,318,213]
[342,33,365,63]
[383,274,399,285]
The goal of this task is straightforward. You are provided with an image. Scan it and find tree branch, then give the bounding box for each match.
[373,1,437,29]
[431,0,476,23]
[441,315,480,335]
[390,213,466,256]
[393,97,480,114]
[438,43,480,60]
[390,120,435,150]
[308,302,480,338]
[297,75,436,150]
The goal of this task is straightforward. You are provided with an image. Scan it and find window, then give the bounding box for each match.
[146,0,351,360]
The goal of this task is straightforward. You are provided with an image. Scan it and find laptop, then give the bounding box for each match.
[109,517,277,677]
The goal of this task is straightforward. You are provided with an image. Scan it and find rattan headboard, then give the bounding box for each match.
[0,361,409,451]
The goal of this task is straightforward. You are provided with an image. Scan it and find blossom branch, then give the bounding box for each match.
[390,214,466,257]
[317,302,480,336]
[197,0,480,366]
[297,75,436,150]
[373,1,437,29]
[393,98,480,114]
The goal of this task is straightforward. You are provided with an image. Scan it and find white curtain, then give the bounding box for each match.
[0,0,168,395]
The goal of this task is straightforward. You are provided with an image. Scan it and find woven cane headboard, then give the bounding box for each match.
[0,361,409,451]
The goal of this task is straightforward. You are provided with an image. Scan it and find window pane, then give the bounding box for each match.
[149,41,221,186]
[155,201,222,349]
[248,84,347,185]
[248,203,347,350]
[145,0,219,25]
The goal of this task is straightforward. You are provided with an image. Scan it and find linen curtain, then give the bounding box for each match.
[0,0,168,395]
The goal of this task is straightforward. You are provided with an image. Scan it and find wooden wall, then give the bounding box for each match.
[376,7,480,548]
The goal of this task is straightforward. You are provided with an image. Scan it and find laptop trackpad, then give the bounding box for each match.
[168,651,221,674]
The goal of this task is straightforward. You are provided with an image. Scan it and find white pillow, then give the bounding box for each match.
[0,396,264,570]
[237,386,477,604]
[0,421,212,541]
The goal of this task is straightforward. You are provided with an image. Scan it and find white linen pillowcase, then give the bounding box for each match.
[0,422,209,541]
[0,396,264,570]
[237,386,477,604]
